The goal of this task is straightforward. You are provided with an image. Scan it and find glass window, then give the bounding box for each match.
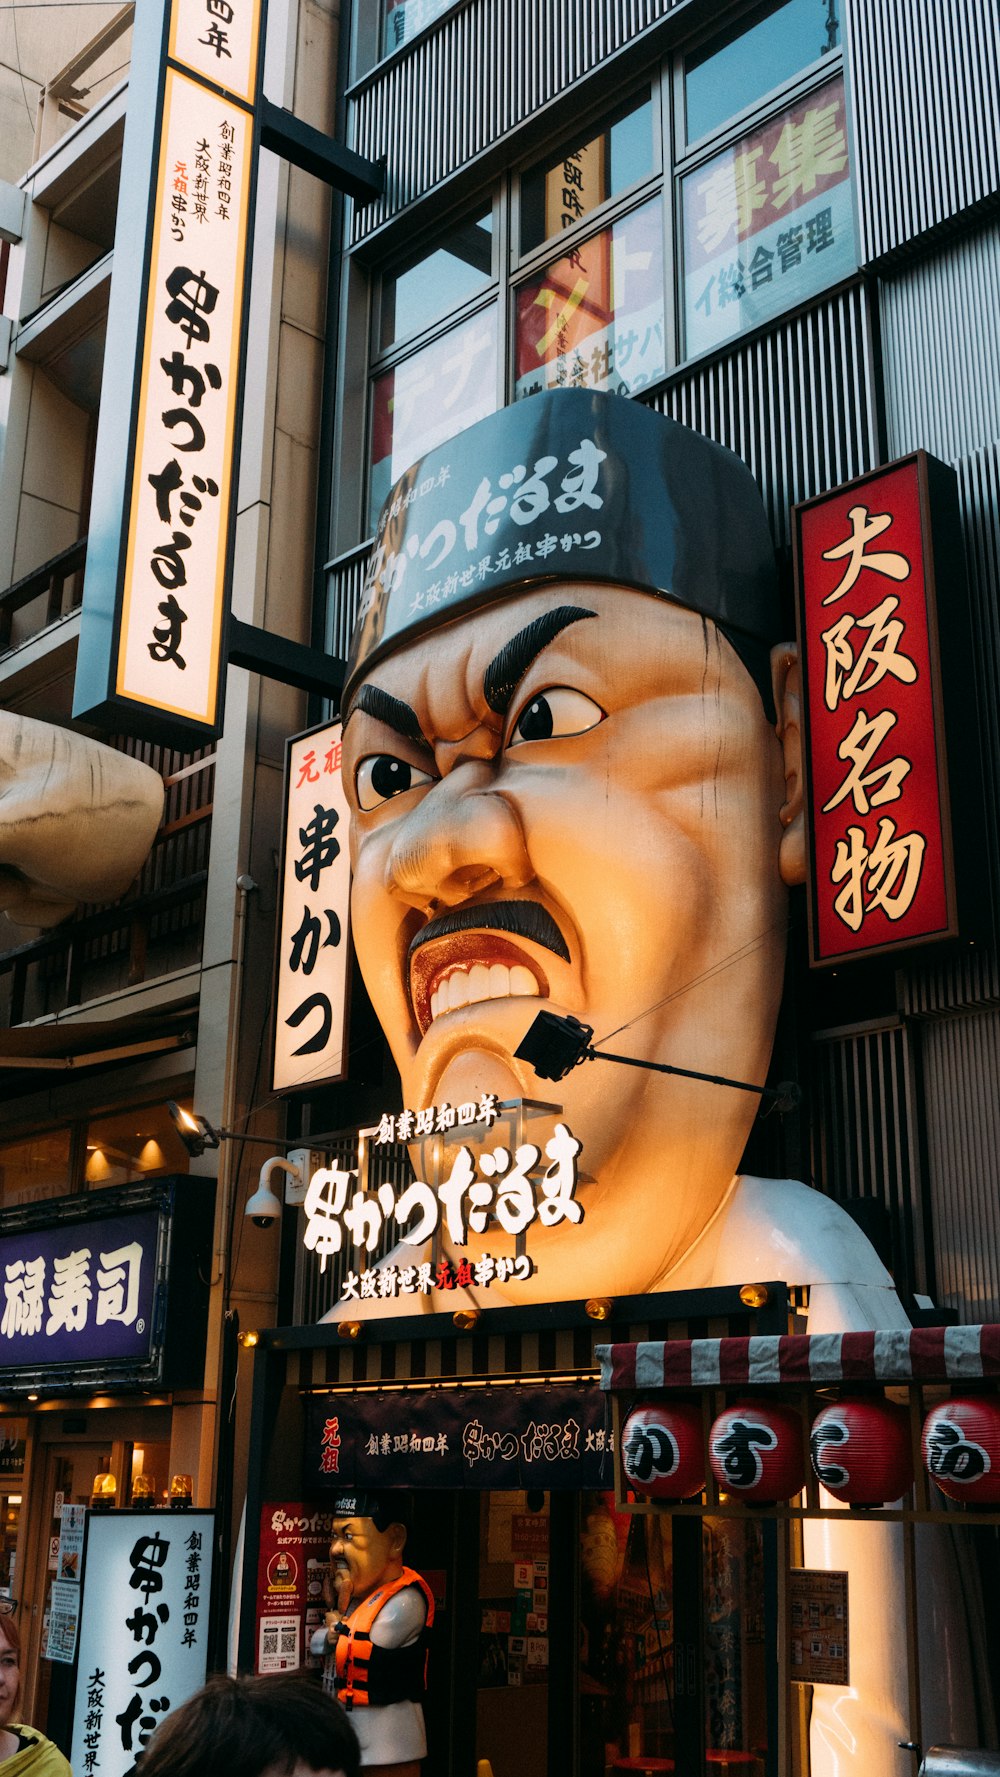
[579,1492,674,1765]
[0,1131,72,1209]
[520,93,655,255]
[514,198,665,401]
[369,305,498,524]
[680,75,854,360]
[85,1101,192,1189]
[684,0,840,144]
[383,0,454,57]
[380,209,494,351]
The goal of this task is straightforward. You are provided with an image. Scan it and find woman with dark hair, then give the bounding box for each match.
[136,1674,359,1777]
[0,1606,71,1777]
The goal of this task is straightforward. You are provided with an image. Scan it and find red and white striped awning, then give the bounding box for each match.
[597,1325,1000,1392]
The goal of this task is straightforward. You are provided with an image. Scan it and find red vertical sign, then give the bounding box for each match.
[795,455,958,966]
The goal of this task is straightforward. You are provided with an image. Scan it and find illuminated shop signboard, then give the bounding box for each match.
[304,1385,612,1490]
[74,0,263,745]
[681,75,856,359]
[71,1511,213,1777]
[299,1097,583,1305]
[0,1180,214,1392]
[794,453,961,966]
[273,720,352,1093]
[0,1209,158,1370]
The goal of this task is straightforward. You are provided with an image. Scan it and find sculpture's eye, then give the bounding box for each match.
[355,755,435,810]
[507,686,605,746]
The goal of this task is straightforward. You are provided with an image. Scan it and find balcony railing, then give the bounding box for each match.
[0,537,86,655]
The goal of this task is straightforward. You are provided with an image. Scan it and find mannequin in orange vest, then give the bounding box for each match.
[310,1492,433,1777]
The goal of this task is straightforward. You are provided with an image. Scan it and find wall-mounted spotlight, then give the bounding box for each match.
[167,1101,222,1157]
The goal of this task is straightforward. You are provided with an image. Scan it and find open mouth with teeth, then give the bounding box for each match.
[409,933,549,1036]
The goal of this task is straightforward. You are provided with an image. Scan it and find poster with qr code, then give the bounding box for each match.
[258,1615,301,1674]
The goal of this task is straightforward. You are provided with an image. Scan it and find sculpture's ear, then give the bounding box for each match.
[387,1520,408,1557]
[772,644,806,887]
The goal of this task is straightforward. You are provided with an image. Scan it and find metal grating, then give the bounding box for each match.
[880,221,1000,468]
[920,1006,1000,1322]
[348,0,682,242]
[651,282,879,552]
[294,1312,758,1387]
[324,541,370,665]
[900,439,1000,1016]
[808,1022,927,1299]
[845,0,1000,265]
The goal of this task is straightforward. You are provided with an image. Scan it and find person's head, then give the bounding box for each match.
[343,391,805,1298]
[0,1610,21,1727]
[136,1674,359,1777]
[328,1493,408,1600]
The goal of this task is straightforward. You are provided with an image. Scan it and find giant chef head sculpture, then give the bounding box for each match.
[341,389,805,1301]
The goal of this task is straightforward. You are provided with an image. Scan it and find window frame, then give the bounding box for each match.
[342,14,853,548]
[675,0,844,157]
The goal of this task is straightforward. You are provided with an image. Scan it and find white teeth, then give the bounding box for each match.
[468,963,491,1001]
[510,965,537,996]
[427,961,542,1022]
[448,971,470,1009]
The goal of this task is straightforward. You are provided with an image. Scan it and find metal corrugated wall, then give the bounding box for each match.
[807,1024,927,1297]
[880,223,1000,467]
[348,0,681,242]
[651,284,878,551]
[920,1007,1000,1321]
[846,0,1000,264]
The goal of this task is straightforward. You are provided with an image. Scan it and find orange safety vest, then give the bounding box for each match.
[333,1566,435,1710]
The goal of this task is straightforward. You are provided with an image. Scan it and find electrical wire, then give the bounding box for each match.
[8,0,38,129]
[594,919,788,1048]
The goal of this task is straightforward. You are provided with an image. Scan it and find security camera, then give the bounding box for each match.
[244,1185,281,1227]
[245,1154,306,1227]
[244,1175,283,1228]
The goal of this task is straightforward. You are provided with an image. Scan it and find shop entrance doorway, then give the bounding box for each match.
[410,1489,774,1776]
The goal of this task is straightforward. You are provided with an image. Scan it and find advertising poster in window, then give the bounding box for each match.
[272,722,352,1093]
[681,75,856,359]
[254,1502,338,1674]
[70,1511,213,1777]
[369,309,498,524]
[515,199,664,400]
[794,454,958,965]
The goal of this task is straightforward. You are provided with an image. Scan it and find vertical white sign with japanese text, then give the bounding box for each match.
[74,0,262,744]
[71,1512,214,1777]
[116,61,254,728]
[273,722,352,1092]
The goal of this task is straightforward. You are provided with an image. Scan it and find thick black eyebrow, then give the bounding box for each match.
[483,605,597,715]
[344,683,430,747]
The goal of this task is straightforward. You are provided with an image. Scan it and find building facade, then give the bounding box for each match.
[1,0,999,1774]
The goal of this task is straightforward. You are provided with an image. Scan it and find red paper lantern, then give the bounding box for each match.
[922,1397,1000,1504]
[708,1400,805,1502]
[620,1401,705,1500]
[810,1397,913,1505]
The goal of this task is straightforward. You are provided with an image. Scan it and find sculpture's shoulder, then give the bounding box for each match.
[716,1175,908,1305]
[714,1178,911,1333]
